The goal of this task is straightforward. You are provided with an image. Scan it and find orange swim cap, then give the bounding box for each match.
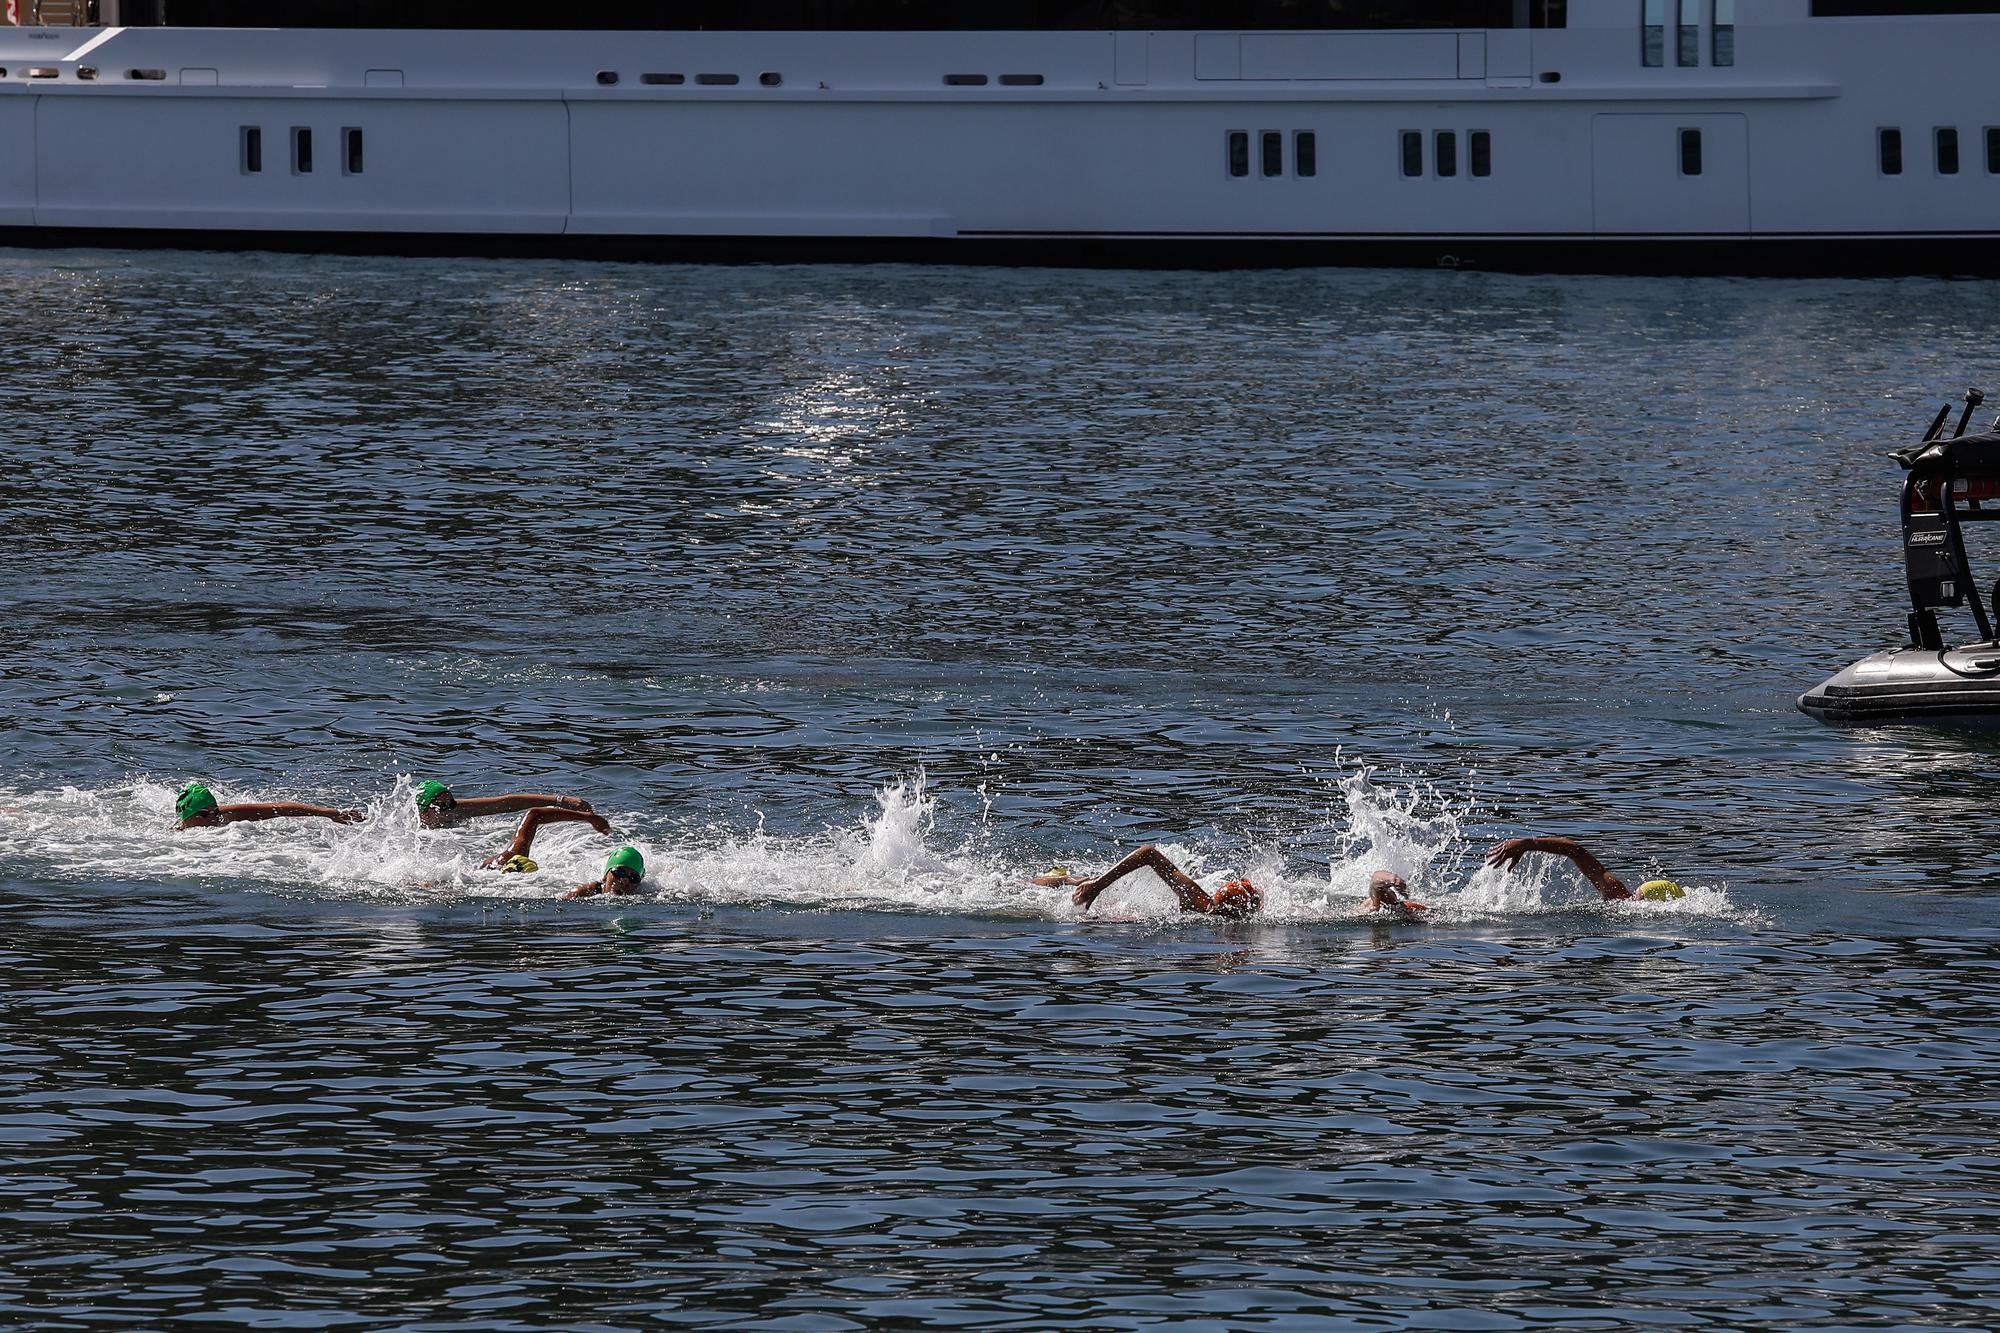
[1215,878,1262,918]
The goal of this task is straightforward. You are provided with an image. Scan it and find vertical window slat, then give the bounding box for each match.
[241,126,261,174]
[1677,0,1699,66]
[1470,130,1492,177]
[1937,126,1959,176]
[1401,130,1423,178]
[1642,0,1665,67]
[1261,130,1283,178]
[1880,127,1903,176]
[1435,130,1457,178]
[1713,0,1736,66]
[1295,131,1316,178]
[1227,131,1249,178]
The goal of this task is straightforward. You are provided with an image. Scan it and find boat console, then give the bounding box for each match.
[1800,388,2000,723]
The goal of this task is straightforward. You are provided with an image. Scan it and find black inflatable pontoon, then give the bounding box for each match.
[1801,388,2000,724]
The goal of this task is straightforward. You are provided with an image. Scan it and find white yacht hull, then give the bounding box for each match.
[1,3,1995,270]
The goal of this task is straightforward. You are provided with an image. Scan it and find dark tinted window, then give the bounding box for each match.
[1642,0,1664,66]
[1880,127,1903,176]
[1435,130,1457,177]
[292,126,312,173]
[1295,131,1316,178]
[1937,126,1960,175]
[343,126,363,174]
[1227,131,1248,178]
[1261,131,1282,177]
[1988,126,2000,173]
[241,126,261,174]
[1401,130,1423,177]
[1469,130,1491,177]
[1679,127,1702,176]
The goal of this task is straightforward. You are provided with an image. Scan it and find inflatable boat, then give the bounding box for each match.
[1800,389,2000,725]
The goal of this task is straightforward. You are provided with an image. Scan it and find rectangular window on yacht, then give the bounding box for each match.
[1879,128,1903,176]
[1988,127,2000,174]
[292,127,312,174]
[1677,0,1699,66]
[1470,130,1492,177]
[1228,131,1249,178]
[1401,131,1423,178]
[641,73,684,85]
[1295,132,1316,178]
[1713,0,1735,65]
[1642,0,1665,67]
[998,74,1044,86]
[1262,131,1283,177]
[342,127,363,175]
[1936,128,1960,175]
[1435,131,1458,178]
[241,127,262,174]
[1679,128,1703,176]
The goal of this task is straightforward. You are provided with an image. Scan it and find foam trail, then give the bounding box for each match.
[0,771,1743,925]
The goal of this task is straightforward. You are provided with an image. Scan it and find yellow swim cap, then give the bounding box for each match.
[501,855,539,874]
[1637,879,1684,901]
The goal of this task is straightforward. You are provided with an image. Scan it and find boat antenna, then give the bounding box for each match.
[1952,386,1985,438]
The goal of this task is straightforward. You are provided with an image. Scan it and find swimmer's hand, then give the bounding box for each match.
[1484,837,1549,872]
[583,813,611,835]
[333,808,365,825]
[558,795,594,813]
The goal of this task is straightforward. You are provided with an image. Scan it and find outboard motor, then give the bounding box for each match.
[1801,388,2000,723]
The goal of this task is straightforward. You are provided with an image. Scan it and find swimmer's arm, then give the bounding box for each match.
[1484,836,1631,900]
[561,879,605,901]
[217,802,364,825]
[503,807,613,860]
[1073,845,1216,914]
[449,793,594,819]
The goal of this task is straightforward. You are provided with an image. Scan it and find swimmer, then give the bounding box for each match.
[173,783,362,831]
[1363,870,1430,917]
[479,804,613,874]
[415,780,594,829]
[562,846,647,900]
[1484,835,1684,902]
[1039,845,1264,919]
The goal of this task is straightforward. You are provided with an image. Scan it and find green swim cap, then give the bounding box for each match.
[604,846,644,880]
[175,783,218,820]
[1637,879,1685,901]
[415,780,450,809]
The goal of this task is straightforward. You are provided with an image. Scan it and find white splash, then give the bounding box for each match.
[0,769,1742,926]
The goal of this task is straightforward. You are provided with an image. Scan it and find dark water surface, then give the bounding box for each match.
[3,251,1999,1330]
